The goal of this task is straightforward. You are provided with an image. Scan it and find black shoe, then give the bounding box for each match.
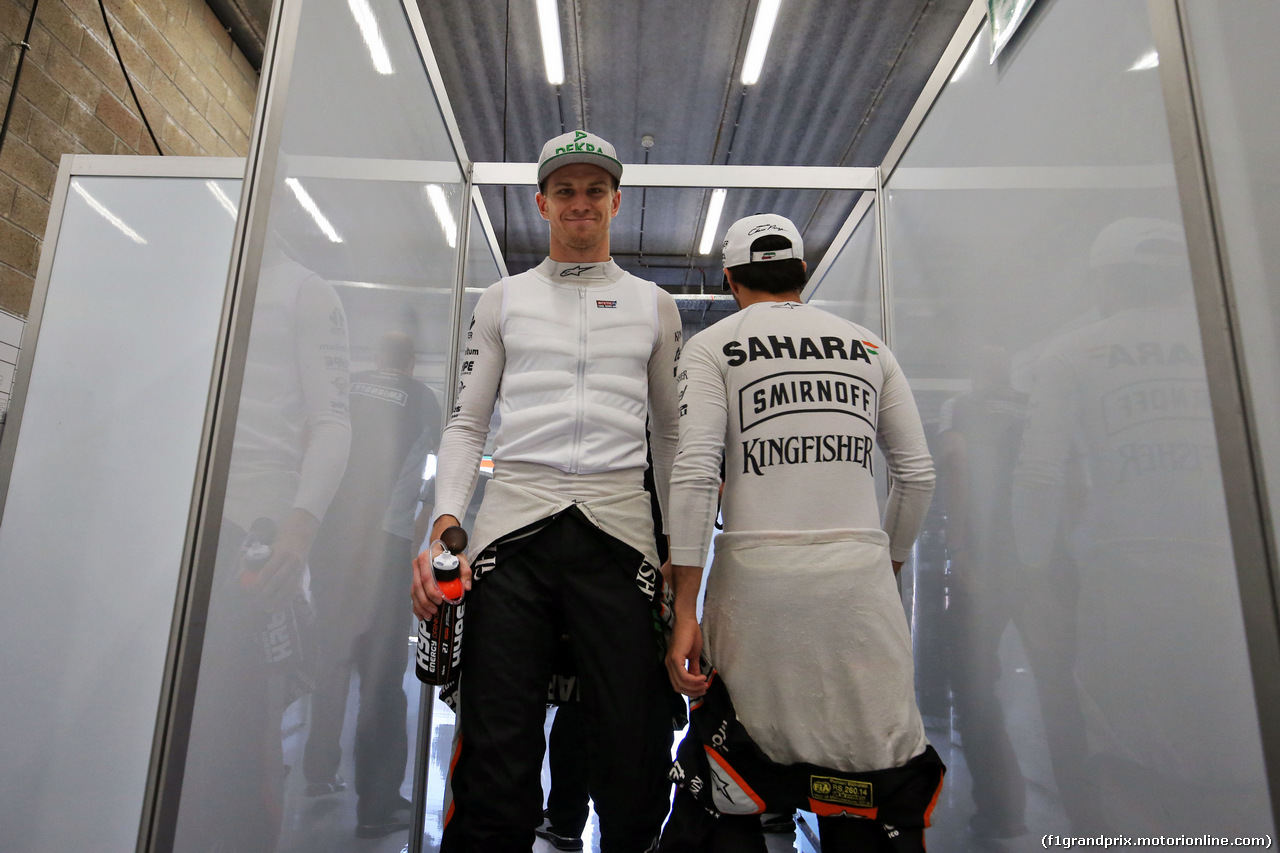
[535,810,585,851]
[761,812,795,834]
[304,775,347,797]
[355,797,414,839]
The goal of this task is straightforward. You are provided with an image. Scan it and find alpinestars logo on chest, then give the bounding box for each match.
[560,265,595,277]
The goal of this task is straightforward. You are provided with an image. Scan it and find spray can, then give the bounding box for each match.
[415,526,468,685]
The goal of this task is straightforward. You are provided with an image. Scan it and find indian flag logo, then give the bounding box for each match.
[862,341,880,355]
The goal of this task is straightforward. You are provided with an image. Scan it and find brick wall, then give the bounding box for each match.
[0,0,259,315]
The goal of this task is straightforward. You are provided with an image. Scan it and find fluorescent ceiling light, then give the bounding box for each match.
[285,178,343,243]
[347,0,394,75]
[1128,49,1159,72]
[741,0,781,85]
[698,188,727,255]
[206,181,238,218]
[426,184,458,248]
[71,181,146,244]
[535,0,565,85]
[950,33,981,82]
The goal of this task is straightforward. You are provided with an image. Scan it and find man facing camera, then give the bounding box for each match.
[411,130,681,852]
[662,214,943,852]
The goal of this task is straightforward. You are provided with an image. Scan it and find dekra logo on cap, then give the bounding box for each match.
[556,132,601,156]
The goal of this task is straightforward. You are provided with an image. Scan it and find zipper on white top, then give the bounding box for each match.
[570,287,587,473]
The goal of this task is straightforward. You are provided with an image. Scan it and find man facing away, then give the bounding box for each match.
[410,130,682,852]
[663,214,942,852]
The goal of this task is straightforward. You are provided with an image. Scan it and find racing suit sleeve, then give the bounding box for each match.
[667,332,727,568]
[431,283,505,528]
[291,276,352,522]
[646,288,683,533]
[875,344,936,563]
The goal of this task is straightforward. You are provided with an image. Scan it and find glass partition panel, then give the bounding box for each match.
[806,197,881,338]
[1181,3,1280,622]
[0,173,238,853]
[884,3,1272,846]
[171,0,467,849]
[413,195,504,849]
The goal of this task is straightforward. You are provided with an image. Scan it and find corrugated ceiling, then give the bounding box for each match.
[215,0,971,324]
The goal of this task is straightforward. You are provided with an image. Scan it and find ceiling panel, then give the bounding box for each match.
[414,0,970,308]
[217,0,972,328]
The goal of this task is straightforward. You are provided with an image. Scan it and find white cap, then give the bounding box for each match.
[537,130,623,186]
[1089,217,1185,268]
[722,213,804,269]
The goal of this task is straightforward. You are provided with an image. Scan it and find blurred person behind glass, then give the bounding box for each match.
[175,229,352,853]
[302,330,440,839]
[1013,218,1266,834]
[937,345,1090,844]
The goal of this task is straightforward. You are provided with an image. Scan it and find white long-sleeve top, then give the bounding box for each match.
[670,300,936,772]
[223,258,351,531]
[432,258,682,565]
[669,300,935,565]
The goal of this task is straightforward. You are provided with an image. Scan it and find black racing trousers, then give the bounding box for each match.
[546,698,592,836]
[441,508,674,852]
[705,810,923,853]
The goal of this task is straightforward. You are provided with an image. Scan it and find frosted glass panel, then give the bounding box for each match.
[880,2,1272,846]
[0,174,237,853]
[807,199,881,338]
[280,0,454,161]
[172,0,467,848]
[1182,2,1280,619]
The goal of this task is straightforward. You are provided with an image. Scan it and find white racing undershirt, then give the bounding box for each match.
[669,300,935,566]
[432,258,682,564]
[668,300,936,771]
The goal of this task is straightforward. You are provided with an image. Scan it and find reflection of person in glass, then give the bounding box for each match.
[411,130,681,851]
[1013,218,1267,834]
[302,331,440,839]
[938,346,1088,842]
[175,239,351,853]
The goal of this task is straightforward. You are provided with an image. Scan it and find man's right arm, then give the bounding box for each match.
[664,335,728,697]
[665,562,708,697]
[430,285,505,531]
[412,285,504,620]
[667,336,728,569]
